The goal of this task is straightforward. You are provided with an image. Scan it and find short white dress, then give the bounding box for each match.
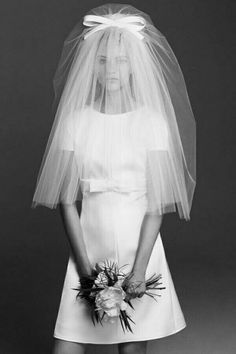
[53,106,186,344]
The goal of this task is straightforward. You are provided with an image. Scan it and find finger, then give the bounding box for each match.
[137,292,145,298]
[128,290,139,298]
[127,290,138,299]
[127,285,136,293]
[127,290,136,297]
[126,293,134,301]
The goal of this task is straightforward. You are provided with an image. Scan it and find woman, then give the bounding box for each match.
[32,4,196,354]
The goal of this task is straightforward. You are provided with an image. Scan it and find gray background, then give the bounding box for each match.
[0,0,235,353]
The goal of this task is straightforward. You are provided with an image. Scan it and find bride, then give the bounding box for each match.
[32,3,196,354]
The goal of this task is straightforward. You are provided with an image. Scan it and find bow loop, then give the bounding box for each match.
[83,14,146,40]
[80,178,146,194]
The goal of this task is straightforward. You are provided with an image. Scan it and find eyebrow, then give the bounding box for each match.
[97,55,128,58]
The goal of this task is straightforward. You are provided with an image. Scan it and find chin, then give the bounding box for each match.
[106,83,121,92]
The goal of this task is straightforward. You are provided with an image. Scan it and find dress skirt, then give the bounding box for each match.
[53,188,186,344]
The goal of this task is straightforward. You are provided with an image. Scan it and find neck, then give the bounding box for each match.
[98,89,134,114]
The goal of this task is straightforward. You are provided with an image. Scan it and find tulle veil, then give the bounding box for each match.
[31,3,196,220]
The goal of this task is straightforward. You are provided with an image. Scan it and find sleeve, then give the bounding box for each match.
[145,118,190,219]
[58,114,75,151]
[32,112,83,209]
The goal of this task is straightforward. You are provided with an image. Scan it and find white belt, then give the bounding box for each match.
[80,178,146,193]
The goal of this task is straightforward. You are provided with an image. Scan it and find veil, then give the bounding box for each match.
[31,3,196,220]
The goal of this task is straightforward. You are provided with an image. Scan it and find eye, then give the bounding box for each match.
[98,57,106,64]
[117,57,128,63]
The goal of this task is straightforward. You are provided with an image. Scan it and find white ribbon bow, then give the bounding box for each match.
[80,178,146,194]
[83,14,146,40]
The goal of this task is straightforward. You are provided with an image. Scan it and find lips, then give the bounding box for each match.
[106,77,118,80]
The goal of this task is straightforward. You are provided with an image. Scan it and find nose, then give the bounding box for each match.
[106,58,117,75]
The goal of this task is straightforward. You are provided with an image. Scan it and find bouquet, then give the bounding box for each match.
[73,259,165,333]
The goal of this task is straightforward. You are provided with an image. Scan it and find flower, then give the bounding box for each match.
[94,271,109,288]
[95,285,128,320]
[114,277,125,288]
[74,259,165,333]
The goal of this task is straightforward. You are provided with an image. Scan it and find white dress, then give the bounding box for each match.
[53,106,186,344]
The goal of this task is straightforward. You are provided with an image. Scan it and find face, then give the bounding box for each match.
[94,39,131,93]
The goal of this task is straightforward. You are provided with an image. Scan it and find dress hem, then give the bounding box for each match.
[53,323,186,345]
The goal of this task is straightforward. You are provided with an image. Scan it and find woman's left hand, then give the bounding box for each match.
[123,270,146,300]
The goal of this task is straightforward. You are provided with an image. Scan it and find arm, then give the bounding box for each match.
[132,213,163,274]
[58,150,92,277]
[59,202,93,277]
[125,213,163,299]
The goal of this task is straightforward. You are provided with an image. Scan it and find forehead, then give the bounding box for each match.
[96,36,127,57]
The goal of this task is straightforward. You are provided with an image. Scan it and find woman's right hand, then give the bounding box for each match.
[78,264,97,291]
